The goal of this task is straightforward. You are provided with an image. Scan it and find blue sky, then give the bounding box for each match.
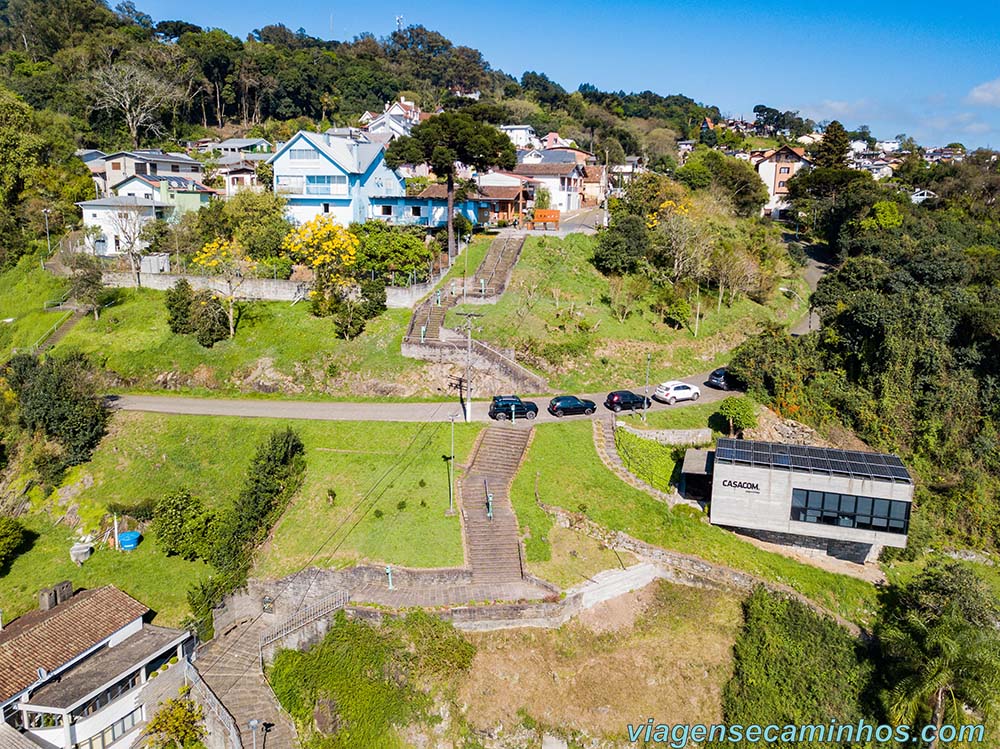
[139,0,1000,148]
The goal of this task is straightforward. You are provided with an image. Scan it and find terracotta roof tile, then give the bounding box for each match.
[513,162,580,176]
[0,587,148,702]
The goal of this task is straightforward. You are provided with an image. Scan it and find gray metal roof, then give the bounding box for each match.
[714,438,912,483]
[0,724,37,749]
[76,197,167,208]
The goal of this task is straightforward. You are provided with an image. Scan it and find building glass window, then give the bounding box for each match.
[779,166,790,174]
[305,175,347,195]
[790,488,909,535]
[410,206,422,217]
[72,671,140,719]
[276,176,304,194]
[288,149,317,160]
[778,180,787,188]
[378,205,393,216]
[73,707,141,749]
[170,165,179,173]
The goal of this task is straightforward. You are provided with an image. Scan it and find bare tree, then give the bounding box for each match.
[108,199,152,288]
[92,63,180,148]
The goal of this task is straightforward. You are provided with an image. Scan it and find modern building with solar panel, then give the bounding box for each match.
[706,438,913,563]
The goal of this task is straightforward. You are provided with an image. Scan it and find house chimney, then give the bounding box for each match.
[38,587,57,611]
[54,580,73,605]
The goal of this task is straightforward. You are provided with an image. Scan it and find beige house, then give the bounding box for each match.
[751,145,811,218]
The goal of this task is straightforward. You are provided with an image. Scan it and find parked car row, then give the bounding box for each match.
[487,368,739,421]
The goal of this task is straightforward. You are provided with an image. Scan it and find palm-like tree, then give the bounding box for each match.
[880,605,1000,748]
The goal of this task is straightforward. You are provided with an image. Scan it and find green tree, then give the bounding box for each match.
[189,290,228,348]
[534,186,551,210]
[716,396,758,436]
[152,490,212,561]
[385,112,515,255]
[0,516,26,569]
[876,562,1000,748]
[351,222,434,282]
[592,213,649,275]
[221,190,290,259]
[813,120,851,169]
[143,686,207,749]
[164,279,195,334]
[67,253,106,320]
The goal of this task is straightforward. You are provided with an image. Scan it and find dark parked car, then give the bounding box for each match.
[708,367,739,391]
[489,395,538,420]
[604,390,652,412]
[548,395,597,417]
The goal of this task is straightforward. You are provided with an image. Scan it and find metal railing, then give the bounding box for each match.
[185,660,243,748]
[258,590,349,654]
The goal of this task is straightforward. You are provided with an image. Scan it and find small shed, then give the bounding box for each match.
[680,447,714,501]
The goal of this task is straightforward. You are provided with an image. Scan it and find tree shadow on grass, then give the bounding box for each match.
[0,526,40,577]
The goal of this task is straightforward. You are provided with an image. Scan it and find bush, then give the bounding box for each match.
[5,353,109,465]
[164,278,195,334]
[106,497,157,522]
[613,428,677,492]
[716,396,758,436]
[257,255,294,280]
[190,291,228,348]
[0,516,26,568]
[152,490,213,561]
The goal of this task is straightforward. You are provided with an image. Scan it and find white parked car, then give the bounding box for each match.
[652,380,701,405]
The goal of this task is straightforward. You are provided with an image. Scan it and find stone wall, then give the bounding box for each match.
[401,340,546,392]
[615,422,713,446]
[102,271,433,309]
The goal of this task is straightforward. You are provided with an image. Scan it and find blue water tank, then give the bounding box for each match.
[119,531,141,551]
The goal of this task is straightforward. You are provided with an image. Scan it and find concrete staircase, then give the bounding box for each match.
[461,427,532,583]
[37,309,86,352]
[196,622,297,748]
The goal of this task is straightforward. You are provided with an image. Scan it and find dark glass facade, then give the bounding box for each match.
[791,488,910,535]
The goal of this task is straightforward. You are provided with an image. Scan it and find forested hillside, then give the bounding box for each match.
[732,150,1000,555]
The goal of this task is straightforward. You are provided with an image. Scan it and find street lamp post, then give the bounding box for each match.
[41,208,52,269]
[447,415,455,515]
[248,719,260,749]
[643,352,651,423]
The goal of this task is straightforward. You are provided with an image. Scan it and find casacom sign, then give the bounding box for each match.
[722,479,760,493]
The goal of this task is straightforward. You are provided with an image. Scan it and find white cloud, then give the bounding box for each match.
[967,78,1000,106]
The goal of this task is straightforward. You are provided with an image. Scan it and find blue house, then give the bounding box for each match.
[267,131,405,226]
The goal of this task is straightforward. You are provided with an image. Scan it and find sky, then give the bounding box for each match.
[138,0,1000,148]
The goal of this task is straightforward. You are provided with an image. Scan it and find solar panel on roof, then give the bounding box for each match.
[809,457,831,471]
[773,453,791,466]
[828,460,852,474]
[790,445,810,457]
[716,448,735,462]
[791,455,811,469]
[711,439,912,482]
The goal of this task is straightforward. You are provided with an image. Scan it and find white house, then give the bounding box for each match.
[112,174,214,214]
[76,196,167,256]
[359,96,431,141]
[751,145,812,219]
[910,188,938,205]
[267,131,405,226]
[513,161,583,212]
[500,125,541,150]
[876,140,901,153]
[204,137,271,155]
[1,584,193,749]
[849,139,870,154]
[102,151,203,193]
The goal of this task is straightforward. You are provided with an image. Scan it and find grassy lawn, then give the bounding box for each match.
[527,524,637,590]
[511,420,878,624]
[621,399,724,432]
[54,288,425,397]
[0,252,69,357]
[0,514,210,626]
[42,412,482,570]
[459,582,741,739]
[445,234,807,392]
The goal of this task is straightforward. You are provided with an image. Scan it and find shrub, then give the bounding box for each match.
[164,278,195,334]
[0,516,26,568]
[716,396,758,436]
[152,489,213,561]
[106,497,157,522]
[190,291,228,348]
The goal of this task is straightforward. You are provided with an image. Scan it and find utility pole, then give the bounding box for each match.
[694,284,701,338]
[455,312,482,422]
[643,352,651,423]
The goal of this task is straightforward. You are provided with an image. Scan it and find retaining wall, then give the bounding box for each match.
[102,272,433,309]
[615,423,714,446]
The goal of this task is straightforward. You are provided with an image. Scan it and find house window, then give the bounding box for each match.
[72,707,141,749]
[379,205,393,216]
[135,163,147,175]
[791,489,909,535]
[289,149,317,161]
[410,206,422,217]
[778,181,787,188]
[171,165,180,173]
[110,162,121,170]
[91,212,98,218]
[323,203,330,214]
[779,167,790,174]
[114,236,120,251]
[276,176,305,194]
[306,175,348,195]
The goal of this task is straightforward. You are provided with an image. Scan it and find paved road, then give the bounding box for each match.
[790,241,834,336]
[111,371,731,425]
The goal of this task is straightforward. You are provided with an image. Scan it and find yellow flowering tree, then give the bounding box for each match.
[192,238,256,338]
[281,216,359,314]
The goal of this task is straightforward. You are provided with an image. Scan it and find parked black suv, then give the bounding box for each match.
[604,390,652,412]
[489,395,539,420]
[707,367,738,391]
[548,395,597,417]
